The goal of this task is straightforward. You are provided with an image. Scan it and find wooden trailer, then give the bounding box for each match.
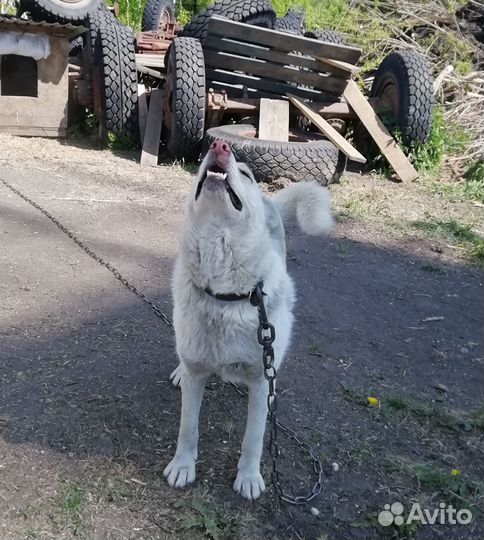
[140,16,432,183]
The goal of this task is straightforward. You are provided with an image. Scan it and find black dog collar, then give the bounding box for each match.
[204,281,264,303]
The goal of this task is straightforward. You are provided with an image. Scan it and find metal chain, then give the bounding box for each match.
[0,177,173,328]
[250,284,324,504]
[2,177,322,504]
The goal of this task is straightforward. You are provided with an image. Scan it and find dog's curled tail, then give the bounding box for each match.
[272,182,333,235]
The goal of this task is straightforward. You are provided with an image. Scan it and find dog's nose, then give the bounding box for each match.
[210,139,231,155]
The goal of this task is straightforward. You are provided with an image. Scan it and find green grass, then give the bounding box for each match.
[386,395,484,433]
[425,174,484,203]
[384,457,484,510]
[272,0,393,73]
[58,482,85,537]
[407,108,470,173]
[339,190,386,220]
[342,387,484,434]
[175,497,241,540]
[308,340,322,356]
[410,219,483,263]
[107,131,139,151]
[367,107,477,182]
[411,463,483,508]
[114,0,144,30]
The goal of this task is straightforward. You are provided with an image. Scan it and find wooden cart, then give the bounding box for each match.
[141,16,423,182]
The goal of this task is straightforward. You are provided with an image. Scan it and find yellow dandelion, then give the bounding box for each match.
[367,396,380,407]
[451,469,461,476]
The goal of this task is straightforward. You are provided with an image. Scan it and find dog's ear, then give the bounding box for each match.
[237,162,256,183]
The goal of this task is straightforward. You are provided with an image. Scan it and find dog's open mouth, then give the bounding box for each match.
[195,164,243,211]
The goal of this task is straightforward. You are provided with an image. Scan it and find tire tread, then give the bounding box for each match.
[204,125,346,185]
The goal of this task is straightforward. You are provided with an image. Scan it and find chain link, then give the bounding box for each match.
[2,177,323,504]
[0,177,173,328]
[250,283,324,505]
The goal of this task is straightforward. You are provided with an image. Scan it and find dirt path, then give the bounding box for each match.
[0,136,482,540]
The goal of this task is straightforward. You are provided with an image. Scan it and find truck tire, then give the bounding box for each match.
[371,50,434,144]
[304,28,346,45]
[19,0,101,23]
[164,37,206,162]
[86,2,121,54]
[95,22,139,143]
[274,9,305,35]
[142,0,175,31]
[181,0,276,45]
[204,124,346,185]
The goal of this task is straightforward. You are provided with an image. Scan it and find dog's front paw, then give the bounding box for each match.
[163,455,196,488]
[233,469,265,500]
[169,365,183,388]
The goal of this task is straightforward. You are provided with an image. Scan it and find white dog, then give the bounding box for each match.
[164,140,332,500]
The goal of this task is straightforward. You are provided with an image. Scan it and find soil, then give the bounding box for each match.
[0,135,482,540]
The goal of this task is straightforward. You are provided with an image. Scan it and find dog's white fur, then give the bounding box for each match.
[163,149,332,500]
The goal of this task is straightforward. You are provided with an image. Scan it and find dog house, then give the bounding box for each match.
[0,17,83,137]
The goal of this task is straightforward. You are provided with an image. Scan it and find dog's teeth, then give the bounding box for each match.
[207,170,227,180]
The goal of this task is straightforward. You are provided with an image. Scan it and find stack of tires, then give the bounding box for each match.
[20,0,139,145]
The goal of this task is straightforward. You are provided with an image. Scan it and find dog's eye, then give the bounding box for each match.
[239,168,254,182]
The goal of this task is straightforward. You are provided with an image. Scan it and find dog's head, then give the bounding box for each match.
[189,140,262,224]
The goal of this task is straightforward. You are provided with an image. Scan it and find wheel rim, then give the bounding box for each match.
[377,74,400,119]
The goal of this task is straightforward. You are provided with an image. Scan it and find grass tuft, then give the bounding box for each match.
[58,482,85,537]
[175,497,238,540]
[410,219,483,264]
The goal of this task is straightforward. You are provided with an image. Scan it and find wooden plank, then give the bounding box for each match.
[316,57,360,74]
[206,68,324,100]
[135,53,165,69]
[205,36,350,79]
[140,88,163,167]
[207,80,320,101]
[138,84,148,142]
[204,51,346,94]
[343,80,418,181]
[208,16,361,64]
[259,99,289,142]
[0,125,65,137]
[287,94,365,163]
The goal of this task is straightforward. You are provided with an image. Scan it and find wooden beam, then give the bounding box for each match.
[140,88,163,167]
[135,53,165,69]
[219,96,355,117]
[138,84,148,142]
[204,50,347,94]
[206,68,324,100]
[343,80,418,181]
[259,99,289,142]
[207,16,361,64]
[316,57,360,76]
[205,36,351,79]
[287,94,366,163]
